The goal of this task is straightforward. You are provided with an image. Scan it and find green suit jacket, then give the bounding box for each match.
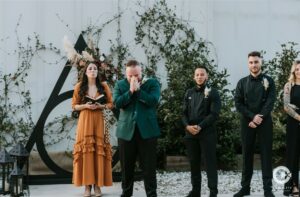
[113,78,161,140]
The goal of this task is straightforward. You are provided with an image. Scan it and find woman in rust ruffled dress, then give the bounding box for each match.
[72,61,113,197]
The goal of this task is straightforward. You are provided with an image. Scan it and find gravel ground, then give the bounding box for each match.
[4,170,289,197]
[133,170,285,196]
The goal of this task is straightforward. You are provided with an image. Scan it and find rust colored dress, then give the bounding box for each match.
[72,82,113,187]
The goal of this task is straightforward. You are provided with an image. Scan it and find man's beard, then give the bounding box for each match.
[250,67,261,74]
[196,79,206,86]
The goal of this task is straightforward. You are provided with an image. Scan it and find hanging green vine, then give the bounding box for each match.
[0,12,131,151]
[3,1,293,169]
[263,42,300,163]
[0,15,64,148]
[135,0,239,168]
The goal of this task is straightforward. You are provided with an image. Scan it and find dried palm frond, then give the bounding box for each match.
[82,51,94,62]
[63,36,82,65]
[87,33,95,51]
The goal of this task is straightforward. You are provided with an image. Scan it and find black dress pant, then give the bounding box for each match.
[118,127,157,197]
[240,116,273,192]
[284,116,300,193]
[184,131,218,197]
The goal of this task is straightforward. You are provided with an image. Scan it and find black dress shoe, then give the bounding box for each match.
[283,188,291,196]
[264,191,275,197]
[186,190,200,197]
[120,194,131,197]
[233,187,250,197]
[209,188,218,197]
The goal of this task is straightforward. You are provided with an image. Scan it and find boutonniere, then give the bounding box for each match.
[262,77,269,91]
[136,77,149,91]
[204,87,211,98]
[141,77,149,85]
[99,55,105,62]
[288,103,299,110]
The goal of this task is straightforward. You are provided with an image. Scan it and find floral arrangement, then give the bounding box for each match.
[204,86,211,98]
[63,36,117,85]
[262,77,269,91]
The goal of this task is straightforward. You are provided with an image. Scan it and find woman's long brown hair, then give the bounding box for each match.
[78,61,106,103]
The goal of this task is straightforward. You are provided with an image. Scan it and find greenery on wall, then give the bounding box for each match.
[1,0,298,169]
[0,20,63,148]
[264,42,300,163]
[135,0,239,168]
[0,13,130,151]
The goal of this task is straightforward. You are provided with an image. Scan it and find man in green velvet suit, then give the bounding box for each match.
[113,60,160,197]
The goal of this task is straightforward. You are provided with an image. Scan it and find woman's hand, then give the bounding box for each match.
[75,102,106,111]
[95,103,106,110]
[84,102,98,110]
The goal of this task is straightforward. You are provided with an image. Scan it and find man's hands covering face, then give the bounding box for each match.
[130,76,140,93]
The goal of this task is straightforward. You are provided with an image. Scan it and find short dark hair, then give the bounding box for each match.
[248,51,261,58]
[126,60,139,67]
[196,66,208,73]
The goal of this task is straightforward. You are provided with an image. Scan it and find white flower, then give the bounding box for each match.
[99,55,105,62]
[204,87,211,98]
[135,81,140,91]
[135,77,148,91]
[288,103,299,110]
[141,77,149,85]
[262,77,269,91]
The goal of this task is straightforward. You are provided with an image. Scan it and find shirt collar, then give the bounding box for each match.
[194,84,206,92]
[249,73,263,81]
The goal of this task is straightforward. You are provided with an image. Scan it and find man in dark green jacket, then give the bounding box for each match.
[113,60,160,197]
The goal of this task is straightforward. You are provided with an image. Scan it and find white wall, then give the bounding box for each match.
[1,0,300,150]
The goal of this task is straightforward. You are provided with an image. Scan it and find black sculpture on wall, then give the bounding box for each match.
[25,34,120,184]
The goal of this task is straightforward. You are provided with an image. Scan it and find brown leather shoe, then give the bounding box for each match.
[94,185,102,197]
[292,185,299,197]
[83,185,92,197]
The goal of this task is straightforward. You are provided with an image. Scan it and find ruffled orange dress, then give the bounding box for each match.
[72,82,113,187]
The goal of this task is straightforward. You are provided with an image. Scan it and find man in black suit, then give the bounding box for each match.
[183,66,221,197]
[234,51,276,197]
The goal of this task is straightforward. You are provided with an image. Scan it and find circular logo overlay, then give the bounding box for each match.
[273,166,291,185]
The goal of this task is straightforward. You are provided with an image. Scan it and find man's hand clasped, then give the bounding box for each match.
[248,114,263,128]
[186,125,201,135]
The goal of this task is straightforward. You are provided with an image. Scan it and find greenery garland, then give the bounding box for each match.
[0,0,297,168]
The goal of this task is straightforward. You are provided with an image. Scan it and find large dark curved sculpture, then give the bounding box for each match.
[25,34,121,184]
